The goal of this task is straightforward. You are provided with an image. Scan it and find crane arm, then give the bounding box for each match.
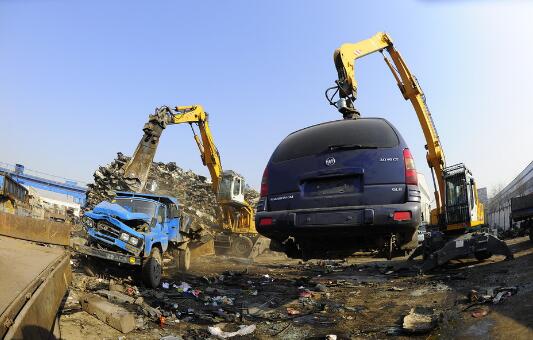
[333,32,446,214]
[122,104,256,237]
[168,105,223,195]
[122,106,172,192]
[122,105,223,195]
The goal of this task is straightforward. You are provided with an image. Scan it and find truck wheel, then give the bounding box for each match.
[178,247,191,272]
[231,236,254,258]
[142,247,162,288]
[474,250,492,261]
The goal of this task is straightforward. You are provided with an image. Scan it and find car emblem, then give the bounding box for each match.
[325,157,336,166]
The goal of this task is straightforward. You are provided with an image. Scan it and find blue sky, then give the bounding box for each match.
[1,0,532,195]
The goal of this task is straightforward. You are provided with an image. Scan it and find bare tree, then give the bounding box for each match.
[490,182,505,199]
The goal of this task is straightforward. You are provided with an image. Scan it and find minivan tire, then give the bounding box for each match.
[474,250,492,261]
[142,247,162,288]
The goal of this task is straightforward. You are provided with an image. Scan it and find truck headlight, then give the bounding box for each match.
[119,233,130,242]
[128,237,139,246]
[82,217,95,229]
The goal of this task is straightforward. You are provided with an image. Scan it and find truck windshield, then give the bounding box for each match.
[114,198,157,217]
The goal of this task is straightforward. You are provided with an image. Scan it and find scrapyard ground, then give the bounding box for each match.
[59,237,533,340]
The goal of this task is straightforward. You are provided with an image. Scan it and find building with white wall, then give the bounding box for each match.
[487,161,533,230]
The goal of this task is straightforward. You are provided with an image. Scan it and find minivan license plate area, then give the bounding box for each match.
[296,210,363,226]
[303,175,361,197]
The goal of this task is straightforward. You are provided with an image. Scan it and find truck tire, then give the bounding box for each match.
[142,247,162,288]
[231,235,254,258]
[178,247,191,272]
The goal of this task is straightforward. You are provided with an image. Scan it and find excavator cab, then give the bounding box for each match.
[443,163,483,229]
[217,170,246,206]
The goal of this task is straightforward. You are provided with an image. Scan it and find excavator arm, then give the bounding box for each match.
[122,106,173,192]
[121,104,266,257]
[122,105,223,194]
[169,105,223,195]
[332,32,446,218]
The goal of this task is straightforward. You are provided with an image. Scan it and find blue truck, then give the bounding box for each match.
[74,192,191,288]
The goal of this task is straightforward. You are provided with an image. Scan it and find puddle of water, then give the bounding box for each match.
[461,318,495,337]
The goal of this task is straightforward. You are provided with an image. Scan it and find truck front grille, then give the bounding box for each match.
[96,220,121,239]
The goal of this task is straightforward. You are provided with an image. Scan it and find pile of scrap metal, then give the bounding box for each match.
[85,153,260,242]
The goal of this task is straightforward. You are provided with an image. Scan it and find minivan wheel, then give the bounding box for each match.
[142,247,162,288]
[474,250,492,261]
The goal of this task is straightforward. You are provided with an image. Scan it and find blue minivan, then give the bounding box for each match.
[255,118,421,259]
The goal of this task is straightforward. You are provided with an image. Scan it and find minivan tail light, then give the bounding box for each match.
[259,217,273,226]
[393,211,412,221]
[403,148,418,185]
[260,167,269,197]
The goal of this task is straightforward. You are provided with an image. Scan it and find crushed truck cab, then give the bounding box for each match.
[75,192,191,288]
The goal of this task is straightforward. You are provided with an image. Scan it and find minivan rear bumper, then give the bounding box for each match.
[256,202,420,242]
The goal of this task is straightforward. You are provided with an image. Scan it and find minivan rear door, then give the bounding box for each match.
[267,119,407,211]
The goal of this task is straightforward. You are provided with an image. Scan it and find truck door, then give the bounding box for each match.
[167,204,180,242]
[154,205,169,251]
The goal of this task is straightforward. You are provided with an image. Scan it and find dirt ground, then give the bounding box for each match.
[58,237,533,340]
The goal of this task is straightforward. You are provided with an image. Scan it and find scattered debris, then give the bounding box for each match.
[97,289,135,304]
[402,307,439,334]
[471,308,490,318]
[388,286,404,291]
[287,307,301,315]
[467,286,518,306]
[207,324,256,338]
[79,293,136,333]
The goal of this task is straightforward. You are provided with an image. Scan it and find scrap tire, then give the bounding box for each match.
[231,236,254,258]
[474,250,492,261]
[142,247,162,288]
[178,247,191,272]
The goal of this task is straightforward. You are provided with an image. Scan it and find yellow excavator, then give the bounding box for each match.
[123,105,268,258]
[328,32,512,271]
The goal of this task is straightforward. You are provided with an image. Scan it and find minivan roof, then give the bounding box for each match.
[285,117,391,136]
[271,118,401,163]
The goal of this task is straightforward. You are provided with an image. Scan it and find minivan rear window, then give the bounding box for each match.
[272,119,399,162]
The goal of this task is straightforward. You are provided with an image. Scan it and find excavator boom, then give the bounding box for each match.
[169,105,223,195]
